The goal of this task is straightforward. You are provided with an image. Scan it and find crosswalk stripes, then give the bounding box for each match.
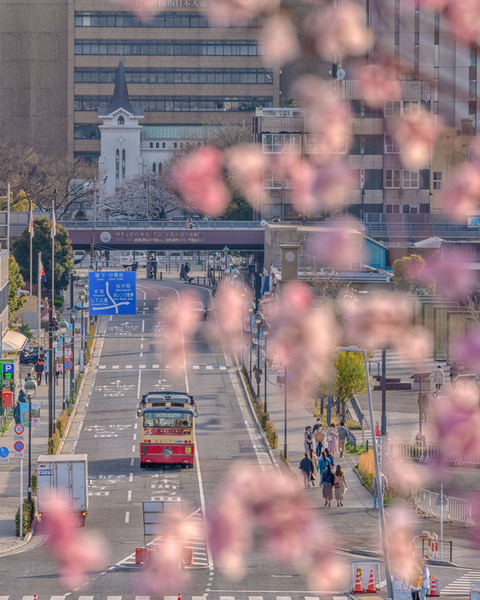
[440,571,480,596]
[97,364,228,371]
[0,595,347,600]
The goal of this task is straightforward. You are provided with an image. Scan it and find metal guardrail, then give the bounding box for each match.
[389,441,480,466]
[415,487,480,526]
[365,222,480,241]
[60,220,264,230]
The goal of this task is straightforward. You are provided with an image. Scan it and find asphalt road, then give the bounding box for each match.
[0,279,478,600]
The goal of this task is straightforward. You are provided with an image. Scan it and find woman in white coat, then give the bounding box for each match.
[434,365,445,392]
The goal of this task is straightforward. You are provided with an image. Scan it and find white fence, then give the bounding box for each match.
[414,488,480,526]
[389,441,480,467]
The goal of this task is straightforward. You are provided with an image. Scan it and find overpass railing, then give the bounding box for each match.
[60,220,264,230]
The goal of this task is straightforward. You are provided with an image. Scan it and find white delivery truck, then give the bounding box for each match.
[36,454,89,526]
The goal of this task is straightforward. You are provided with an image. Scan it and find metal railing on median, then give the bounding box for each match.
[389,441,480,467]
[414,487,480,527]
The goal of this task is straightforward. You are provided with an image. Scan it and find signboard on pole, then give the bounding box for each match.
[0,446,9,464]
[393,571,412,600]
[88,271,137,315]
[32,403,41,428]
[79,349,85,373]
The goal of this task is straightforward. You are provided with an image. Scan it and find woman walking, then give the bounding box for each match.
[309,449,318,484]
[304,426,313,454]
[299,452,314,490]
[327,423,339,456]
[334,465,348,506]
[317,450,333,478]
[321,463,335,507]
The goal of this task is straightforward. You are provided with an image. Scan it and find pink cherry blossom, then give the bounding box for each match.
[444,0,480,46]
[308,218,365,270]
[261,14,300,66]
[207,282,252,354]
[205,0,279,26]
[39,496,108,589]
[225,144,268,208]
[455,328,480,372]
[441,162,480,221]
[388,108,440,169]
[427,388,480,466]
[162,290,202,369]
[386,505,418,571]
[422,249,477,301]
[307,2,373,61]
[357,62,403,110]
[169,146,230,218]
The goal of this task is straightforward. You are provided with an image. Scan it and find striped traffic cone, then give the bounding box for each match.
[353,569,363,593]
[178,594,182,600]
[429,575,440,597]
[366,569,378,593]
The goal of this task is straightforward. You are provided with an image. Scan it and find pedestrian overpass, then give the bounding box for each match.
[62,220,265,251]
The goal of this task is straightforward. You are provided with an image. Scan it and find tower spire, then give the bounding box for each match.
[109,58,135,114]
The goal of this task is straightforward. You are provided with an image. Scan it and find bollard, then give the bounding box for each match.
[366,439,369,451]
[159,272,163,281]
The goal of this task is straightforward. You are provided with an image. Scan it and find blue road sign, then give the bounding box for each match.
[0,447,9,458]
[2,363,14,374]
[88,271,137,315]
[64,359,73,371]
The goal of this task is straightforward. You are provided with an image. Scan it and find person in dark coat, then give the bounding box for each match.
[321,463,335,507]
[299,452,314,490]
[180,264,185,280]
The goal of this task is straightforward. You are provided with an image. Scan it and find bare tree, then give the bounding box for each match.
[98,173,185,220]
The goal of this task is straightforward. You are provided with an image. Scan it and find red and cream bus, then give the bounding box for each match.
[139,392,197,468]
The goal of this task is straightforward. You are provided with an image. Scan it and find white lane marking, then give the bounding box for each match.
[219,365,227,370]
[130,457,134,466]
[99,365,106,370]
[153,364,160,369]
[109,315,113,321]
[125,365,133,369]
[206,365,213,370]
[125,511,130,524]
[193,365,200,369]
[78,597,94,600]
[140,353,143,358]
[137,369,142,400]
[140,343,143,349]
[134,423,138,430]
[129,472,133,482]
[133,434,137,441]
[132,445,135,453]
[112,365,119,370]
[127,490,132,501]
[142,319,145,333]
[139,365,146,369]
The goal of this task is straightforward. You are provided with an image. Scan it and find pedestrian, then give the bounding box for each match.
[337,421,349,457]
[372,472,388,509]
[185,262,190,277]
[180,264,185,280]
[304,426,313,454]
[320,463,335,507]
[299,452,314,490]
[312,418,322,434]
[334,464,349,506]
[35,359,44,385]
[18,389,27,403]
[314,422,325,457]
[449,362,459,389]
[434,365,445,392]
[418,560,430,600]
[410,562,423,600]
[24,373,32,383]
[309,448,318,481]
[44,366,48,385]
[317,450,333,478]
[327,422,338,456]
[13,401,21,425]
[325,447,335,467]
[55,362,62,385]
[418,393,429,422]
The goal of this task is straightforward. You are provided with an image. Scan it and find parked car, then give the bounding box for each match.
[19,346,45,365]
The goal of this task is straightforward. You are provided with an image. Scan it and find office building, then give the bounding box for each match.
[0,0,279,161]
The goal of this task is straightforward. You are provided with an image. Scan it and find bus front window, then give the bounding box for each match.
[143,411,193,428]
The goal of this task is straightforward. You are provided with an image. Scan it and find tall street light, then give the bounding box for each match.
[337,345,393,600]
[24,379,37,503]
[79,288,86,356]
[69,309,79,398]
[59,320,68,410]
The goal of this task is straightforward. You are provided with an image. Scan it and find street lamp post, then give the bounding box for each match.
[69,309,78,398]
[59,320,68,410]
[337,346,394,600]
[79,288,86,355]
[24,379,37,503]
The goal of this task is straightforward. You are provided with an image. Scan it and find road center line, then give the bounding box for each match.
[125,511,130,524]
[141,319,145,333]
[137,369,142,400]
[129,472,133,482]
[127,490,132,501]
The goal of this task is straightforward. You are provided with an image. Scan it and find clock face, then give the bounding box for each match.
[100,232,111,243]
[285,251,296,262]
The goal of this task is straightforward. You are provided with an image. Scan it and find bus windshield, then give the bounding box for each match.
[143,411,193,428]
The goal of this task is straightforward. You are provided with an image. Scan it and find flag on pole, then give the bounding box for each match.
[39,256,46,282]
[28,205,34,239]
[51,209,56,239]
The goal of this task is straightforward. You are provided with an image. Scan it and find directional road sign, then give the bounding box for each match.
[14,424,24,435]
[89,271,137,315]
[14,441,24,453]
[0,447,9,458]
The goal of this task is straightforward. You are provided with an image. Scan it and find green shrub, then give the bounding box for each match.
[15,499,35,537]
[31,471,37,494]
[265,420,278,449]
[260,411,270,429]
[16,323,33,340]
[55,295,64,307]
[48,431,60,454]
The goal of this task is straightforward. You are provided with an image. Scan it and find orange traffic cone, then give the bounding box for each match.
[429,575,439,597]
[366,569,378,593]
[178,593,182,600]
[33,596,38,600]
[353,568,363,593]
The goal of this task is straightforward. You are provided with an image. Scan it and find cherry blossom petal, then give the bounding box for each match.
[169,146,230,218]
[388,108,440,169]
[441,163,480,221]
[422,249,477,301]
[357,62,403,109]
[225,144,268,208]
[207,282,252,354]
[205,0,279,26]
[308,218,365,270]
[162,290,201,369]
[455,328,480,372]
[261,13,300,66]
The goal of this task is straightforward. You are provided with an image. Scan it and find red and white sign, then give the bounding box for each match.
[14,424,24,435]
[64,349,73,360]
[14,440,25,453]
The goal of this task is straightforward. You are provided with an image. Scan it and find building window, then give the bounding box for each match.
[118,116,124,124]
[384,134,400,154]
[384,100,420,117]
[262,169,283,189]
[433,172,442,190]
[122,149,126,181]
[173,142,177,149]
[402,169,419,189]
[74,40,260,57]
[156,142,159,148]
[262,134,282,153]
[158,162,162,174]
[162,142,166,148]
[115,149,120,186]
[283,134,302,153]
[150,142,153,148]
[385,204,401,213]
[74,11,259,28]
[152,163,156,173]
[385,169,401,189]
[304,133,346,154]
[74,124,100,139]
